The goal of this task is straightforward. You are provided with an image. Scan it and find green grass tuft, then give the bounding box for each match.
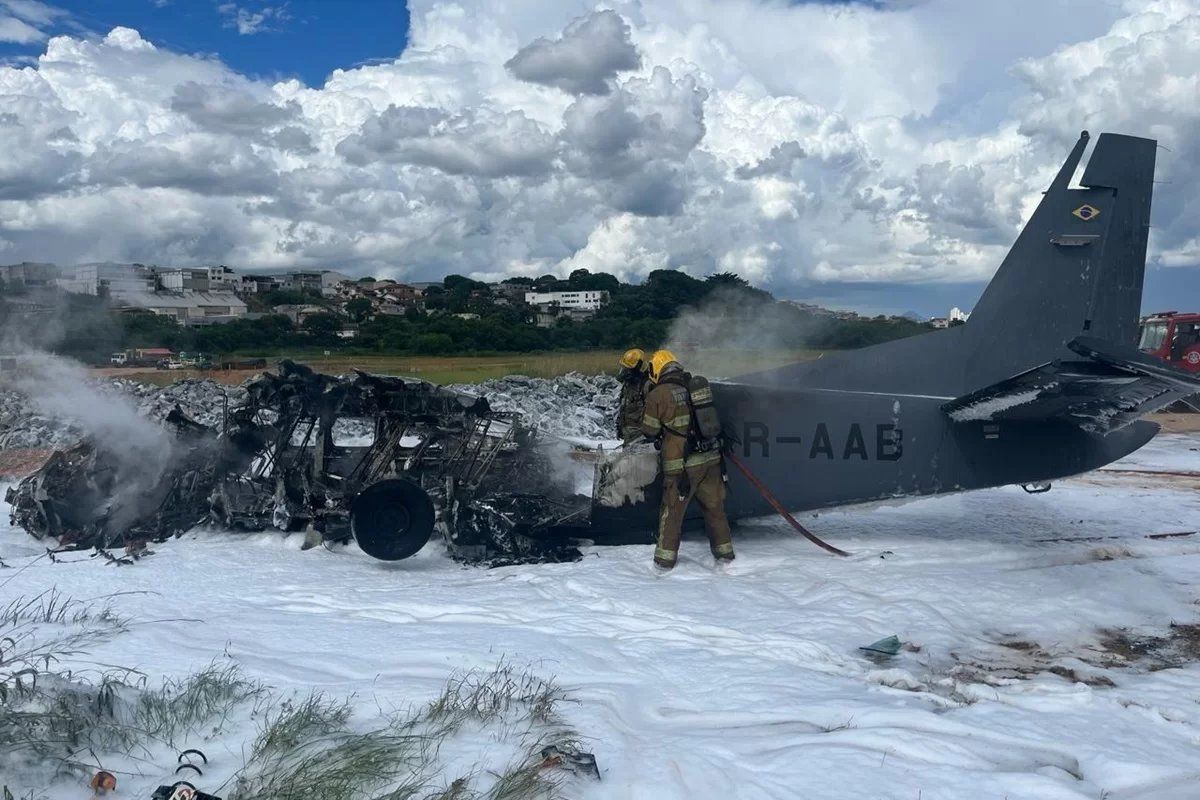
[3,596,594,800]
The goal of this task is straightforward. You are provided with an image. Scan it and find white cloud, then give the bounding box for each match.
[0,14,42,43]
[0,0,1195,294]
[505,9,641,95]
[1,0,64,27]
[336,104,558,177]
[217,3,289,36]
[0,0,65,44]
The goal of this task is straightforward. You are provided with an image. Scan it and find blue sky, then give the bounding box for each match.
[0,1,411,86]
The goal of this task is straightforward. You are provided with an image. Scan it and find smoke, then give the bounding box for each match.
[0,283,123,360]
[664,286,820,378]
[537,435,598,497]
[2,299,175,533]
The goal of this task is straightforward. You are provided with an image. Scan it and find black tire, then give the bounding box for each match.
[351,478,435,561]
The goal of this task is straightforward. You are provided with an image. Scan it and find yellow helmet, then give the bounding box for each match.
[648,349,680,383]
[619,348,645,370]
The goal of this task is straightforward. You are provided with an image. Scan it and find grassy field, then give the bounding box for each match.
[98,348,823,386]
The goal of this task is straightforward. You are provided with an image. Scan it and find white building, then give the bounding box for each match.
[523,290,608,311]
[949,307,971,323]
[67,263,156,300]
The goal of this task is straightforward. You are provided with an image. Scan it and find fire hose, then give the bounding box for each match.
[725,451,850,557]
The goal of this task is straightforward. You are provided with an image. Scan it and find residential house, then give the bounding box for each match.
[283,270,324,295]
[273,304,327,325]
[377,283,421,306]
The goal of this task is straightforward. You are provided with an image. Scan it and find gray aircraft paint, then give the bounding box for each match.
[588,132,1200,543]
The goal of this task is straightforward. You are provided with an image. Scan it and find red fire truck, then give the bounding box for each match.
[1138,311,1200,373]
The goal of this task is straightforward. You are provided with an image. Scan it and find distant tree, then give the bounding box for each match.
[443,274,474,291]
[423,287,447,312]
[302,312,342,344]
[587,272,620,292]
[502,276,534,286]
[533,274,560,291]
[705,271,749,288]
[413,333,454,355]
[345,297,373,322]
[357,276,376,283]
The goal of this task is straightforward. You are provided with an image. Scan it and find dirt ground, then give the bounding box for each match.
[1154,413,1200,433]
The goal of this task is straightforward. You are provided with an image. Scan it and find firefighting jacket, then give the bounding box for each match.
[639,372,721,474]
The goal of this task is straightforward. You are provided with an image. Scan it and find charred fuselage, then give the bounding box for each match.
[7,361,597,563]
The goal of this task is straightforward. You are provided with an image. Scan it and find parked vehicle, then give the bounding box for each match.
[1139,311,1200,411]
[1139,311,1200,372]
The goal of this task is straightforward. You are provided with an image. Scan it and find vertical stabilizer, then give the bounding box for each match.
[961,131,1156,391]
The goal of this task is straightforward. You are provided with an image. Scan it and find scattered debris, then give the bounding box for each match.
[540,745,601,780]
[151,783,221,800]
[89,770,117,795]
[859,635,903,657]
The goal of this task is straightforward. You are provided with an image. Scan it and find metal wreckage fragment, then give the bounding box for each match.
[6,361,598,565]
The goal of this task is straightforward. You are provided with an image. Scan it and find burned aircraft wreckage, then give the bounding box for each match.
[7,361,656,564]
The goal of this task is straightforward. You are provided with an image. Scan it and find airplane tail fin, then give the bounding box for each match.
[962,131,1156,391]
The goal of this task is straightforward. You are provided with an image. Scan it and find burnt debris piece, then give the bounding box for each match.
[6,360,597,565]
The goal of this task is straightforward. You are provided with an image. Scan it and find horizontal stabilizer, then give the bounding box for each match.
[942,337,1200,434]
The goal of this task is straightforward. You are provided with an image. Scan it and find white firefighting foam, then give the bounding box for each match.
[2,432,1200,798]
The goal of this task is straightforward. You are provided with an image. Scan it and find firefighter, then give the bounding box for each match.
[616,348,651,443]
[640,349,733,570]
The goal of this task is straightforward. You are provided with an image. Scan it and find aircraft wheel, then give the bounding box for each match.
[351,479,435,560]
